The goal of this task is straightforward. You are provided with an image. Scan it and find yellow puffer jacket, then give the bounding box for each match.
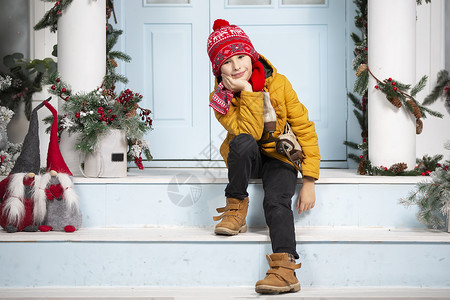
[210,55,320,180]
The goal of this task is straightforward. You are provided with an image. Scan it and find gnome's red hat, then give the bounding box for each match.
[44,100,73,176]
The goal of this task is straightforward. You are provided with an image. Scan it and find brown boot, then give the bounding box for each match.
[213,197,249,235]
[255,253,301,294]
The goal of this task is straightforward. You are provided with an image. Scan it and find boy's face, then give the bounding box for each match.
[220,54,252,82]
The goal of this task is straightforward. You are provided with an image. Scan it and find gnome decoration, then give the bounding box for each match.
[0,101,47,233]
[37,100,82,233]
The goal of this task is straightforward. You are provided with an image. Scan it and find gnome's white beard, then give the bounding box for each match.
[3,173,27,225]
[33,173,48,225]
[57,172,79,212]
[37,172,79,213]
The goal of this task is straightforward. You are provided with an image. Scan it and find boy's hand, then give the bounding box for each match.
[222,74,253,92]
[296,176,316,214]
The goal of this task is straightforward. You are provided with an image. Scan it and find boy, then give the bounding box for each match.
[207,19,320,294]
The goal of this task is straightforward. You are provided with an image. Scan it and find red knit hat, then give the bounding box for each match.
[44,100,73,176]
[207,19,259,77]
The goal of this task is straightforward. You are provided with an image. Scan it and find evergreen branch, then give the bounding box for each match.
[344,141,360,150]
[109,51,131,62]
[410,75,428,97]
[348,92,362,110]
[423,70,450,106]
[353,109,366,129]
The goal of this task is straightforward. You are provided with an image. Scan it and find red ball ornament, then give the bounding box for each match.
[51,85,56,90]
[359,155,364,159]
[375,85,379,89]
[75,112,80,119]
[392,82,396,86]
[393,87,398,91]
[388,78,392,81]
[62,88,67,93]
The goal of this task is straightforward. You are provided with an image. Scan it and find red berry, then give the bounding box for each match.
[51,85,56,90]
[375,85,379,89]
[392,82,396,86]
[388,78,392,81]
[62,88,67,93]
[75,112,80,118]
[393,87,398,91]
[360,155,364,159]
[56,78,60,82]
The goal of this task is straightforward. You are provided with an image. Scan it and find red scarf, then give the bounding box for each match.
[210,61,265,115]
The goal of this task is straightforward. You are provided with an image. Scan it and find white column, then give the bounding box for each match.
[58,0,106,96]
[368,0,416,170]
[57,0,106,176]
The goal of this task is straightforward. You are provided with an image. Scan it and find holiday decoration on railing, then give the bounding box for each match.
[43,74,153,169]
[344,0,442,176]
[33,0,73,33]
[366,66,443,132]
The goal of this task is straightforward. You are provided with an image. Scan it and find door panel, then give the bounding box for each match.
[119,0,210,160]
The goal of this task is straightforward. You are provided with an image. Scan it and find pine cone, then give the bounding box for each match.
[387,96,402,108]
[407,99,422,119]
[356,64,367,77]
[361,130,368,139]
[125,110,137,119]
[358,160,366,175]
[416,118,423,134]
[102,89,116,99]
[389,162,408,175]
[109,58,118,68]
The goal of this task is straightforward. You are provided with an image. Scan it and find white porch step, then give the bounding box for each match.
[73,168,429,229]
[1,227,449,288]
[1,169,448,290]
[2,226,449,243]
[1,286,450,299]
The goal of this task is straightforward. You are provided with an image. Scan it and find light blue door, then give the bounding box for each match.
[117,0,211,162]
[117,0,347,166]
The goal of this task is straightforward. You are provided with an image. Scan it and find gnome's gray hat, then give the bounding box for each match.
[10,100,47,174]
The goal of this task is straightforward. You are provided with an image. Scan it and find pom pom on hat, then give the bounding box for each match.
[213,19,230,31]
[207,19,259,77]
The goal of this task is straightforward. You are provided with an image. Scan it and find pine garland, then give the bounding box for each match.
[345,0,441,176]
[367,67,443,121]
[34,0,73,33]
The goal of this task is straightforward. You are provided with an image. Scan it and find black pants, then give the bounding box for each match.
[225,133,299,259]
